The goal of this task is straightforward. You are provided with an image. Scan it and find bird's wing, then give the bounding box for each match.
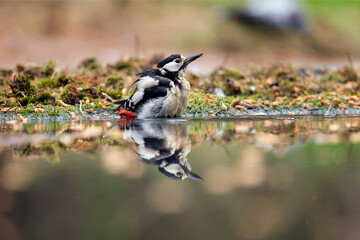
[130,69,172,89]
[136,76,172,90]
[123,85,170,112]
[136,75,173,90]
[137,137,174,162]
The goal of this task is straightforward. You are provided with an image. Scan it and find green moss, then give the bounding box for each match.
[188,72,201,85]
[111,58,136,70]
[339,66,358,82]
[43,60,57,77]
[107,58,139,75]
[93,86,122,100]
[227,69,244,79]
[0,69,13,85]
[106,75,124,89]
[59,84,80,105]
[94,86,107,95]
[17,91,54,106]
[9,74,35,98]
[18,145,33,156]
[25,125,35,134]
[0,69,12,78]
[36,78,56,89]
[79,57,101,71]
[36,74,71,89]
[18,96,35,106]
[224,78,242,96]
[36,91,55,104]
[106,90,122,100]
[57,74,71,86]
[42,144,59,164]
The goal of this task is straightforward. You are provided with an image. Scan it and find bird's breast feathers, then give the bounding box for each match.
[132,75,190,118]
[164,77,190,115]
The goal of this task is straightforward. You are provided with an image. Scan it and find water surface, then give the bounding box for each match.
[0,116,360,240]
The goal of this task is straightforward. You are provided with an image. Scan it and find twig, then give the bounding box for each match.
[79,100,86,119]
[134,62,143,73]
[50,69,57,79]
[135,34,140,59]
[347,51,360,84]
[102,92,115,103]
[325,102,333,116]
[221,52,230,69]
[218,98,229,116]
[346,51,354,68]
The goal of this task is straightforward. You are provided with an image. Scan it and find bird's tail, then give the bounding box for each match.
[113,100,126,107]
[99,99,136,118]
[96,109,117,113]
[95,100,126,113]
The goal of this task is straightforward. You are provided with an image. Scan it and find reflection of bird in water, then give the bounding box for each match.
[116,53,203,119]
[119,119,202,181]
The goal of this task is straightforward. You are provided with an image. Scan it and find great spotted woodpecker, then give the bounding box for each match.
[116,53,203,119]
[120,119,202,181]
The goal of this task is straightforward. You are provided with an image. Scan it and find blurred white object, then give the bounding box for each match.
[214,88,226,97]
[234,0,308,32]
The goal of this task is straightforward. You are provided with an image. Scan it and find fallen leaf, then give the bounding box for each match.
[231,99,240,107]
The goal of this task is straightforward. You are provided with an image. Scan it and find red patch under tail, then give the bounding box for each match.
[117,108,137,119]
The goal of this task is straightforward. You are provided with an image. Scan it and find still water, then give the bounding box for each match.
[0,117,360,240]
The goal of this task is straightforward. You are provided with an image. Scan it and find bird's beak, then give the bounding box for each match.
[187,172,203,181]
[184,53,203,66]
[184,169,203,181]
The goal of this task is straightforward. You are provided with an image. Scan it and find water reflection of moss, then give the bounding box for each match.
[13,143,60,163]
[2,117,358,165]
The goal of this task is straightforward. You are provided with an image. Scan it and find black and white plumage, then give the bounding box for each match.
[120,119,202,181]
[116,53,203,119]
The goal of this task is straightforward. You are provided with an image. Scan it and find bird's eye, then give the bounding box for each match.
[176,172,182,177]
[175,59,181,63]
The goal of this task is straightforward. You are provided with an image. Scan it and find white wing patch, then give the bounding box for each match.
[137,76,159,90]
[130,89,144,105]
[138,147,160,160]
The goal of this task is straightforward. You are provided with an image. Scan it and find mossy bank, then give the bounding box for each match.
[0,55,359,121]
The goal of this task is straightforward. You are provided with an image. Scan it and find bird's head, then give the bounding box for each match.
[158,161,203,181]
[157,53,203,77]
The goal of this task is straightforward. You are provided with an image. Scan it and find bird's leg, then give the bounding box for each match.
[118,118,134,129]
[118,107,137,118]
